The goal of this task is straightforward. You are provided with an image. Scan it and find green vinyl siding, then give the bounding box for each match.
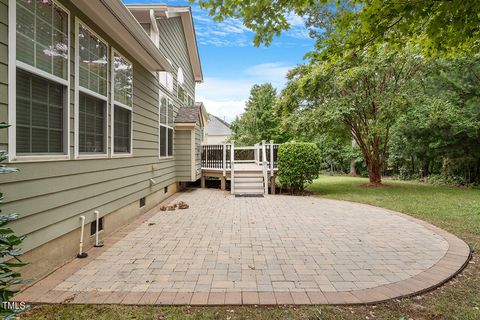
[1,0,196,254]
[0,0,8,147]
[157,17,195,103]
[174,130,192,181]
[194,125,202,180]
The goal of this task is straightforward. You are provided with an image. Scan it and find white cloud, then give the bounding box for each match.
[191,5,252,47]
[197,96,246,123]
[196,62,294,122]
[244,62,293,81]
[286,12,305,27]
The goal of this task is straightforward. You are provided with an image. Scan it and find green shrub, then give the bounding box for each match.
[278,142,321,193]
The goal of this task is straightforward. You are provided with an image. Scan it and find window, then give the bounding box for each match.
[113,52,133,107]
[75,21,108,157]
[177,67,184,85]
[11,0,70,159]
[78,93,106,153]
[113,105,131,153]
[187,94,195,107]
[177,85,186,104]
[159,71,173,92]
[78,23,108,96]
[176,67,187,104]
[16,70,65,154]
[112,50,133,155]
[159,94,174,157]
[16,0,69,79]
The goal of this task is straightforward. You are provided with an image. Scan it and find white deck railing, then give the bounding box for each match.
[201,142,279,171]
[261,141,268,194]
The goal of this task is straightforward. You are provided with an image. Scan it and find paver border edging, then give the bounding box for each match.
[300,196,473,305]
[11,191,472,306]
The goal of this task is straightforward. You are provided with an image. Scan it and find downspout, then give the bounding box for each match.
[150,9,160,47]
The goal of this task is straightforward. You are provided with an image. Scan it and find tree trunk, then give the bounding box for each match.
[349,139,357,176]
[365,153,382,185]
[368,161,382,185]
[349,159,357,176]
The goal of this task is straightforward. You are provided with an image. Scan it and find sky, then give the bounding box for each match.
[123,0,315,122]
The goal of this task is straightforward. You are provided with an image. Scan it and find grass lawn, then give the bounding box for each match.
[20,176,480,320]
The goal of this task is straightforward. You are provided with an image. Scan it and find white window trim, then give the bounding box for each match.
[74,18,109,160]
[8,0,71,163]
[111,48,134,157]
[158,92,174,159]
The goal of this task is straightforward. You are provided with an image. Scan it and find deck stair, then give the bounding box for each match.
[201,141,279,195]
[233,169,264,195]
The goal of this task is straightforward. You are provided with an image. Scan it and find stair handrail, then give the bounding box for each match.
[269,140,274,175]
[261,140,268,194]
[231,141,235,194]
[222,143,226,177]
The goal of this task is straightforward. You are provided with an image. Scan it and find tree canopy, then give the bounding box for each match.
[194,0,480,57]
[278,45,424,184]
[230,83,288,145]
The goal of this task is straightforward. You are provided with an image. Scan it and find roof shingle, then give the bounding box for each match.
[175,106,201,123]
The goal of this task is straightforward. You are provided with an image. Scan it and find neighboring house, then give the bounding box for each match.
[0,0,204,282]
[204,113,231,144]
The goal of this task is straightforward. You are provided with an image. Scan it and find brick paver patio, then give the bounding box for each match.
[13,189,470,305]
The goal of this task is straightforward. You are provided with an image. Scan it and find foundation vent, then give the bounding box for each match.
[90,218,104,236]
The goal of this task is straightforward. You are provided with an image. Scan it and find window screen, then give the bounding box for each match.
[16,69,65,154]
[16,0,69,79]
[79,93,106,153]
[114,106,131,153]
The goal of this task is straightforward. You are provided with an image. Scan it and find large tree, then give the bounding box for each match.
[278,46,423,184]
[230,83,288,145]
[389,56,480,183]
[194,0,480,57]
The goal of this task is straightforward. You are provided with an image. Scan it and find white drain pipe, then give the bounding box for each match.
[94,210,104,248]
[77,216,88,258]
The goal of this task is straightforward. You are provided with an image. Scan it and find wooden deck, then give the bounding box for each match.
[201,162,277,194]
[201,143,279,194]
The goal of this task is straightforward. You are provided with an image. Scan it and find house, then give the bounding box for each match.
[0,0,205,282]
[204,113,231,144]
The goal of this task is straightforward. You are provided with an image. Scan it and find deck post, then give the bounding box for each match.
[269,140,274,175]
[205,145,208,168]
[262,140,268,194]
[220,177,226,190]
[270,175,276,194]
[231,141,235,194]
[222,143,226,177]
[201,176,206,188]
